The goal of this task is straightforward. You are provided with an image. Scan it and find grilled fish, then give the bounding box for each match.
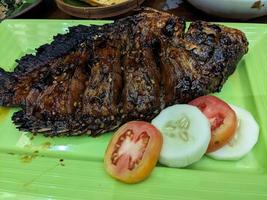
[0,8,248,136]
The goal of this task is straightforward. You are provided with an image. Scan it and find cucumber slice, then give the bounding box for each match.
[152,104,211,168]
[208,105,259,160]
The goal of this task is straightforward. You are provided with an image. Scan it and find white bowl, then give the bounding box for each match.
[187,0,267,19]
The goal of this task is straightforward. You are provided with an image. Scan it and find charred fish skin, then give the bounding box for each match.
[184,21,248,91]
[0,25,98,107]
[161,21,249,105]
[0,8,248,136]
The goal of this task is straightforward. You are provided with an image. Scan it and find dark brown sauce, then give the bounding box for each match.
[19,141,51,163]
[20,150,40,163]
[251,1,264,9]
[0,107,10,121]
[59,159,65,166]
[20,154,38,163]
[41,141,52,149]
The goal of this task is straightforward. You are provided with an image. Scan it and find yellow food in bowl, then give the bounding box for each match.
[82,0,129,6]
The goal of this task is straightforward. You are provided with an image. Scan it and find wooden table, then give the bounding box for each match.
[17,0,267,22]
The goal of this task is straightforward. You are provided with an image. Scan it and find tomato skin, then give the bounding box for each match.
[189,96,237,153]
[104,121,163,184]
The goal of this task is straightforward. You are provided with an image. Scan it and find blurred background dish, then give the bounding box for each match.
[0,0,42,19]
[187,0,267,20]
[55,0,145,19]
[80,0,129,6]
[10,0,267,22]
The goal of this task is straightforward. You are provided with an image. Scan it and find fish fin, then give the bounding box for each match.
[12,110,71,136]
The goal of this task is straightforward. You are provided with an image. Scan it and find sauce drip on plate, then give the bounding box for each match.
[0,107,10,121]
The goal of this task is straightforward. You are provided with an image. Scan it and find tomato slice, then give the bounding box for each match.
[104,121,163,184]
[189,96,237,153]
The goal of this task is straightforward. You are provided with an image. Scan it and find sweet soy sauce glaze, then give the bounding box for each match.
[0,107,9,121]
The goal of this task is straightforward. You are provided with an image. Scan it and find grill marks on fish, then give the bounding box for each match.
[83,43,122,117]
[0,8,248,136]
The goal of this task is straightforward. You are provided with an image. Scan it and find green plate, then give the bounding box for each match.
[0,20,267,200]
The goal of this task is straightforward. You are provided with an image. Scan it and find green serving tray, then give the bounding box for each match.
[0,20,266,200]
